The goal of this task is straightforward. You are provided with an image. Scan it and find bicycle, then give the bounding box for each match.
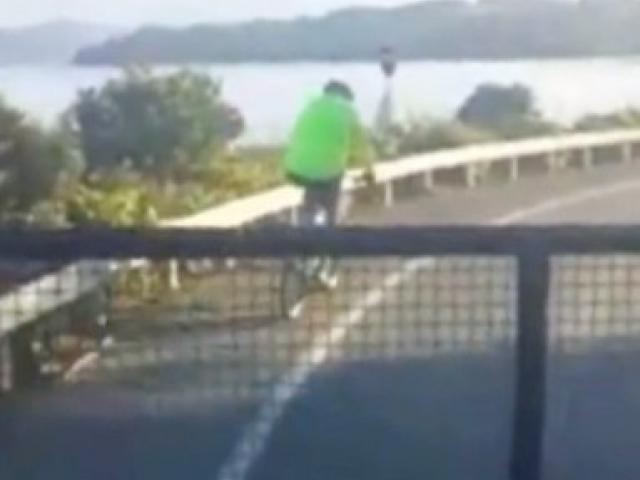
[279,204,335,320]
[279,171,374,320]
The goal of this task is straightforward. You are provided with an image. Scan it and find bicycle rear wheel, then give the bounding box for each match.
[280,260,309,320]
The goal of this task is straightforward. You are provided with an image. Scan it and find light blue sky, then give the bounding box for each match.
[1,0,412,28]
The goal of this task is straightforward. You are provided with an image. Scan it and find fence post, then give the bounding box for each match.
[9,326,40,389]
[510,246,551,480]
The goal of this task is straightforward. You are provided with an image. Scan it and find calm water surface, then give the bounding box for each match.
[2,58,640,143]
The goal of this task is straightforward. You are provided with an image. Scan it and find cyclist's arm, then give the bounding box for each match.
[347,113,376,175]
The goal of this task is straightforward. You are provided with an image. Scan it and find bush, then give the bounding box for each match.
[395,119,496,155]
[457,83,561,139]
[489,116,562,140]
[72,67,244,177]
[209,147,283,200]
[61,147,284,224]
[65,170,158,226]
[574,108,640,131]
[458,84,533,124]
[0,99,79,217]
[155,147,284,215]
[23,200,69,228]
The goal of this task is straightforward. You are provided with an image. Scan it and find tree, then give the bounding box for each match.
[458,84,534,125]
[72,68,244,177]
[457,83,560,139]
[0,99,77,214]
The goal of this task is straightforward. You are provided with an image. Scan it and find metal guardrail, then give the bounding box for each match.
[165,129,640,228]
[1,128,640,393]
[0,262,110,338]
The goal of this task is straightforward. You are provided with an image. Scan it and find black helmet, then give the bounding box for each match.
[324,80,354,102]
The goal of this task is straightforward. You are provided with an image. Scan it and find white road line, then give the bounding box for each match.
[493,179,640,226]
[64,352,100,383]
[215,178,640,480]
[217,262,428,480]
[217,178,640,480]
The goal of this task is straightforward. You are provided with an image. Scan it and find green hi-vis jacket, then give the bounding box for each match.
[284,93,371,182]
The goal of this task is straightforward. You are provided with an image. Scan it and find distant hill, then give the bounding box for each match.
[0,20,125,64]
[74,0,640,65]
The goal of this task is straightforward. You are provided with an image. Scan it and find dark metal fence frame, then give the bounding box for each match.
[4,226,640,480]
[2,226,640,258]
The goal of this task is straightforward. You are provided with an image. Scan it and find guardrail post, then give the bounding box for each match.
[384,181,395,207]
[466,166,477,188]
[582,148,594,170]
[510,157,519,182]
[0,336,12,393]
[545,152,554,172]
[169,260,181,291]
[622,143,633,164]
[546,151,560,172]
[510,245,550,480]
[424,171,434,190]
[289,207,299,226]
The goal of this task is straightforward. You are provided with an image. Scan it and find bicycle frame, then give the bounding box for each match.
[280,203,333,320]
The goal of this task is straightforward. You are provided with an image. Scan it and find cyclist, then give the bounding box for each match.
[283,80,374,288]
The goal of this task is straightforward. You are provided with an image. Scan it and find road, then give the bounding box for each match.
[3,163,640,480]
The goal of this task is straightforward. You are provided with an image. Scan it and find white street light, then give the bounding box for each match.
[375,46,399,156]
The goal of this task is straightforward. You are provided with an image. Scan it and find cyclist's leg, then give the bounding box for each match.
[300,183,324,227]
[301,179,342,226]
[316,177,343,287]
[295,176,342,288]
[282,182,314,319]
[321,176,342,226]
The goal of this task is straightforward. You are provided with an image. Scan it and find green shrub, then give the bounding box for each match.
[72,67,244,176]
[574,108,640,131]
[456,83,561,139]
[61,146,284,223]
[488,117,562,140]
[0,99,80,216]
[395,120,496,155]
[207,148,283,201]
[65,171,158,226]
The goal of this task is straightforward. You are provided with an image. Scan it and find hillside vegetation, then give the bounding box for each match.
[75,0,640,64]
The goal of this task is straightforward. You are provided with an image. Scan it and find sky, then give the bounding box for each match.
[0,0,414,28]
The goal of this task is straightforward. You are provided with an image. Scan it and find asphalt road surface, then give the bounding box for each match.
[4,163,640,480]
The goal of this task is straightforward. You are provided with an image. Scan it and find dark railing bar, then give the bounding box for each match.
[3,226,640,259]
[510,244,551,480]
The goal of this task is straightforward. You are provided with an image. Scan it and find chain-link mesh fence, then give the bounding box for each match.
[1,228,640,480]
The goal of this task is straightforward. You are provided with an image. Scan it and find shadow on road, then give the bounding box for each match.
[3,345,640,480]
